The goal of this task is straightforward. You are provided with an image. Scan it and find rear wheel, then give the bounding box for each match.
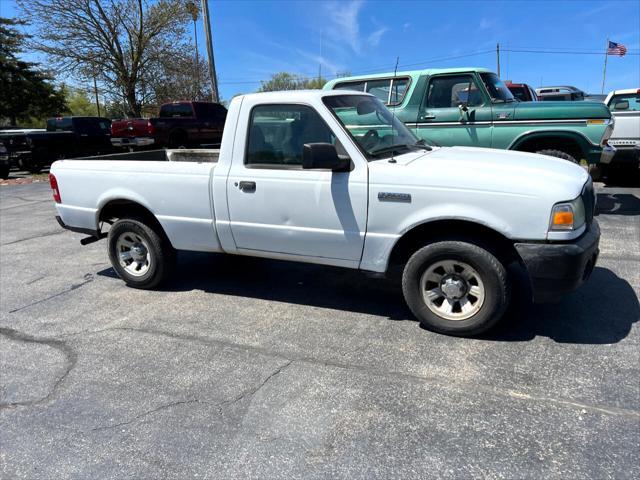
[107,217,176,289]
[402,241,510,336]
[535,149,578,164]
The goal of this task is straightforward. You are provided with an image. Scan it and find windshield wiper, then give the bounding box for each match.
[414,139,433,150]
[370,143,429,157]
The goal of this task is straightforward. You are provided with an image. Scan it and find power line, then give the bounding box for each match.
[216,46,638,87]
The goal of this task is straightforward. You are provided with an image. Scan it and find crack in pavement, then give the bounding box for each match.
[9,273,94,313]
[91,359,293,432]
[2,230,65,246]
[55,326,640,419]
[0,328,77,410]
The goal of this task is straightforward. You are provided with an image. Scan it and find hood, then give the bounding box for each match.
[513,100,611,120]
[375,146,588,201]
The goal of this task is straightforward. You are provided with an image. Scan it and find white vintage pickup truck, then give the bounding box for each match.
[50,90,599,336]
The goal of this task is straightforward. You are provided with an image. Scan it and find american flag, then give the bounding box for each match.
[607,41,627,57]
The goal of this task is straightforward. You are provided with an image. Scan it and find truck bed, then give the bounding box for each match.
[52,153,221,253]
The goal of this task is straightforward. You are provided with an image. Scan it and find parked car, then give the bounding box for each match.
[0,117,112,172]
[110,101,227,149]
[51,90,599,337]
[600,88,640,174]
[535,86,586,101]
[505,81,538,101]
[324,68,615,165]
[0,141,9,179]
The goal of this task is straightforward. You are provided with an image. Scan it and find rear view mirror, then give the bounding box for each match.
[302,143,350,172]
[613,100,629,110]
[356,100,377,115]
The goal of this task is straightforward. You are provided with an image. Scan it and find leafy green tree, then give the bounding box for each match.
[66,88,105,117]
[0,17,67,126]
[258,72,328,92]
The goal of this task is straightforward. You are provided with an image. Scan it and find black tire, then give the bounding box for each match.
[535,149,578,164]
[0,164,9,179]
[402,240,510,336]
[107,217,176,289]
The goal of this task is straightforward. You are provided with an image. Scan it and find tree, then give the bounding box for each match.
[0,17,67,126]
[66,88,105,116]
[258,72,329,92]
[18,0,192,117]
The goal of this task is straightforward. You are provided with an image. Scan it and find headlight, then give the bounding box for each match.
[549,197,586,231]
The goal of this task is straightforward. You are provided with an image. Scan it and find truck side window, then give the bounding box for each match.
[610,94,640,111]
[160,104,194,118]
[334,81,366,92]
[246,104,342,167]
[426,75,483,108]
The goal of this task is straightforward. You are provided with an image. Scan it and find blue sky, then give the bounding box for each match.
[1,0,639,100]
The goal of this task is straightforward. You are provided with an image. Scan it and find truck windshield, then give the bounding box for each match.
[323,95,430,160]
[480,73,516,103]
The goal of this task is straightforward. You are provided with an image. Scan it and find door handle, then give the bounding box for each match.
[238,181,256,192]
[420,115,436,120]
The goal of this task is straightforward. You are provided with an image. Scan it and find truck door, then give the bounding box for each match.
[225,101,368,264]
[416,73,492,147]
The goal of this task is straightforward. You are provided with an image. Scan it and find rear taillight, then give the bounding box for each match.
[147,120,155,135]
[49,173,61,203]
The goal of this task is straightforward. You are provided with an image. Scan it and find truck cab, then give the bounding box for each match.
[324,68,615,166]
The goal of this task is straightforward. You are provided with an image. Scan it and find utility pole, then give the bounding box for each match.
[201,0,219,103]
[186,1,200,100]
[496,43,501,77]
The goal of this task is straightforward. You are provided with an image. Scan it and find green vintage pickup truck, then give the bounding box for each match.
[324,68,615,166]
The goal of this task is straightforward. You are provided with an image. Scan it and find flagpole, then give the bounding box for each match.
[601,38,609,94]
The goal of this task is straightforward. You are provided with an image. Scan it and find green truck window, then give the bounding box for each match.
[427,75,483,108]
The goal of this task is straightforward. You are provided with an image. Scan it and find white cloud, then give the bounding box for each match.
[322,0,388,54]
[325,0,365,54]
[367,26,388,47]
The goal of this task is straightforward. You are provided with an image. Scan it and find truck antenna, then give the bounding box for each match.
[389,56,400,164]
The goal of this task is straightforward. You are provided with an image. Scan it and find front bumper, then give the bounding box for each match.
[111,137,155,148]
[514,220,600,303]
[598,144,617,165]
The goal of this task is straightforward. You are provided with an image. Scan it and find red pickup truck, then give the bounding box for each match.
[111,101,227,149]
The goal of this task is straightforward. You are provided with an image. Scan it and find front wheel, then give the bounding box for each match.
[535,149,578,164]
[402,241,510,336]
[107,218,176,289]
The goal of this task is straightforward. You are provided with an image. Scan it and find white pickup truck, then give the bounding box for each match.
[603,88,640,173]
[50,90,599,336]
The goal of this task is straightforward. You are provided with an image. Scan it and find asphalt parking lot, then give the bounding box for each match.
[1,179,639,479]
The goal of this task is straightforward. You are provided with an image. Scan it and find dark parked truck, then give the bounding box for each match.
[0,117,112,172]
[110,101,227,149]
[324,68,615,166]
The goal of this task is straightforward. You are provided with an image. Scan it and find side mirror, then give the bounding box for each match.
[613,100,629,110]
[302,143,350,172]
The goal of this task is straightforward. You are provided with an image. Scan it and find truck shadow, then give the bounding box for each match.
[98,255,638,345]
[596,193,640,216]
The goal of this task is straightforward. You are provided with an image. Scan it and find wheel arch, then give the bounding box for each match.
[386,218,520,273]
[509,130,592,160]
[97,197,172,245]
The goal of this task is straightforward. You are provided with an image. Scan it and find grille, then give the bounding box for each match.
[582,179,595,227]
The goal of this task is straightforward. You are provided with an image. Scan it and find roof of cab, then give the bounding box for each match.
[239,89,374,101]
[323,67,494,87]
